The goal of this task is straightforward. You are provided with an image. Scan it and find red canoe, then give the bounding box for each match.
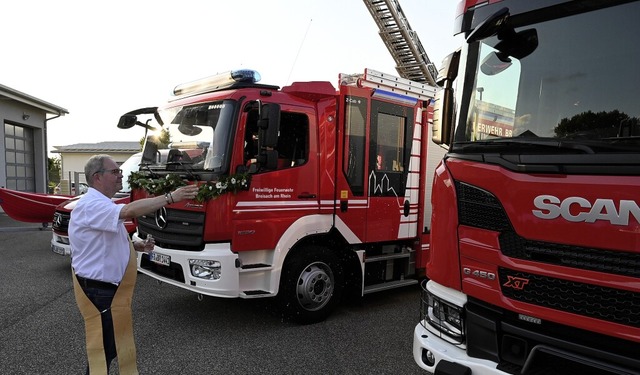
[0,187,73,223]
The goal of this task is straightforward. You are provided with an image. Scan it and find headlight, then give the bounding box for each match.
[420,286,465,343]
[189,259,221,280]
[56,235,70,245]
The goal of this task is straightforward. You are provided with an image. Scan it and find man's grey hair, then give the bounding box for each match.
[84,154,113,187]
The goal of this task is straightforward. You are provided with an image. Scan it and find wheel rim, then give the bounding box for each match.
[295,261,334,311]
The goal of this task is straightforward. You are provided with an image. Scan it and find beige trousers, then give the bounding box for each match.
[72,242,139,375]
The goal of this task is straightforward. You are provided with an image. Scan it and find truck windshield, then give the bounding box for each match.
[454,1,640,153]
[156,100,236,173]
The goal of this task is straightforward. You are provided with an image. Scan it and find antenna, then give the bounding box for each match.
[287,18,313,84]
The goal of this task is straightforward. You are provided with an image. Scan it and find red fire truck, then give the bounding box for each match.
[122,68,445,324]
[413,0,640,374]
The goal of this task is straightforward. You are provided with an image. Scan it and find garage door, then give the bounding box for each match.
[4,123,35,192]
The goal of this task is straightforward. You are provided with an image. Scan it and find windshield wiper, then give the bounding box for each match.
[167,159,199,180]
[456,138,596,154]
[457,137,639,153]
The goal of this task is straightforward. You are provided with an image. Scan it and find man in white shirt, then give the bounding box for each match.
[69,154,198,374]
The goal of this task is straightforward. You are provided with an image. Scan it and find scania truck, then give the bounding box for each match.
[413,0,639,374]
[121,68,446,324]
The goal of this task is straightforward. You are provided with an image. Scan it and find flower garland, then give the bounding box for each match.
[195,173,251,202]
[128,172,186,196]
[128,171,251,202]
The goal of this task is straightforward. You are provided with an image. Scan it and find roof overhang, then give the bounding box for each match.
[0,83,69,116]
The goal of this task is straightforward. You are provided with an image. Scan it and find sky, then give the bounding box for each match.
[1,0,463,156]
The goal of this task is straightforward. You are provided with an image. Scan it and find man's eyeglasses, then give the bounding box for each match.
[94,168,123,176]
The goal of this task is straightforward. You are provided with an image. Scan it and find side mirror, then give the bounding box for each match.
[432,88,455,146]
[117,115,137,129]
[432,51,460,146]
[258,149,278,170]
[117,107,162,129]
[258,103,281,149]
[480,52,513,76]
[495,28,538,60]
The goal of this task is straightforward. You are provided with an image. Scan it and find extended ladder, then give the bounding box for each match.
[363,0,439,86]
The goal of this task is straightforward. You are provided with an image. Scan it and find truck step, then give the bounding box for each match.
[364,251,411,263]
[239,263,273,273]
[363,279,418,294]
[242,290,273,297]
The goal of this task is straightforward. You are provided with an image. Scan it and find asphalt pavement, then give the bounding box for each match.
[0,212,426,375]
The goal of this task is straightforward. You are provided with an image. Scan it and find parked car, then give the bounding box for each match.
[51,151,168,256]
[50,153,143,256]
[54,182,88,196]
[51,195,133,255]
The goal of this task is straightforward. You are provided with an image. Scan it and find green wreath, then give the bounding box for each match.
[128,171,251,202]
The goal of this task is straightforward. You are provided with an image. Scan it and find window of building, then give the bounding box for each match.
[4,123,35,192]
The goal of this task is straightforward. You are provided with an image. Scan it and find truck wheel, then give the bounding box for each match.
[278,245,343,324]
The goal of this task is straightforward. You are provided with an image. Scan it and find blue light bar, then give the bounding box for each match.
[371,89,419,106]
[173,70,261,96]
[231,69,261,83]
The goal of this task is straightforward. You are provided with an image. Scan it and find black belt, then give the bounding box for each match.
[75,275,119,290]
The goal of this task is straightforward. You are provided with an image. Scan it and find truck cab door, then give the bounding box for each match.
[232,104,319,252]
[336,95,418,244]
[365,100,416,242]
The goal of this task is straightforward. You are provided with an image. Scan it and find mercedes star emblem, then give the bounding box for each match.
[155,207,168,229]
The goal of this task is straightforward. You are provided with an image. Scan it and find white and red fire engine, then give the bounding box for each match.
[413,0,640,374]
[122,68,445,323]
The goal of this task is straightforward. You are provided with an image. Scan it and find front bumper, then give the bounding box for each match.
[135,239,242,298]
[50,233,71,256]
[413,322,509,375]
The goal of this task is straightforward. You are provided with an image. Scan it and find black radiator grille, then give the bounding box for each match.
[52,210,70,232]
[137,208,205,251]
[455,181,511,231]
[499,268,639,328]
[500,231,640,278]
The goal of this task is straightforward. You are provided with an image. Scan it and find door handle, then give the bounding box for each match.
[298,193,317,199]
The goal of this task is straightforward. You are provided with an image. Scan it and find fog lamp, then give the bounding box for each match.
[422,349,435,367]
[189,259,221,280]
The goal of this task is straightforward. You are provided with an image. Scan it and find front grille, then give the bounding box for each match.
[500,231,640,278]
[499,268,639,328]
[138,208,205,251]
[455,181,640,330]
[52,211,70,232]
[456,181,511,231]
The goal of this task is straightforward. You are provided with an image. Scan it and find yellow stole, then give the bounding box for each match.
[72,241,139,375]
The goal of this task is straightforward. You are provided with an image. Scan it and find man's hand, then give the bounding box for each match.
[170,184,199,202]
[133,236,155,253]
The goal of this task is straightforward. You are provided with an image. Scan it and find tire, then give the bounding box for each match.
[278,245,343,324]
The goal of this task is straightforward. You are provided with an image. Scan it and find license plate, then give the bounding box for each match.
[51,244,66,255]
[149,252,170,266]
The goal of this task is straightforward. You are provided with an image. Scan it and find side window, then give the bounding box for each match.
[343,96,367,196]
[243,110,308,171]
[375,112,406,173]
[244,110,259,165]
[369,100,413,197]
[275,112,308,169]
